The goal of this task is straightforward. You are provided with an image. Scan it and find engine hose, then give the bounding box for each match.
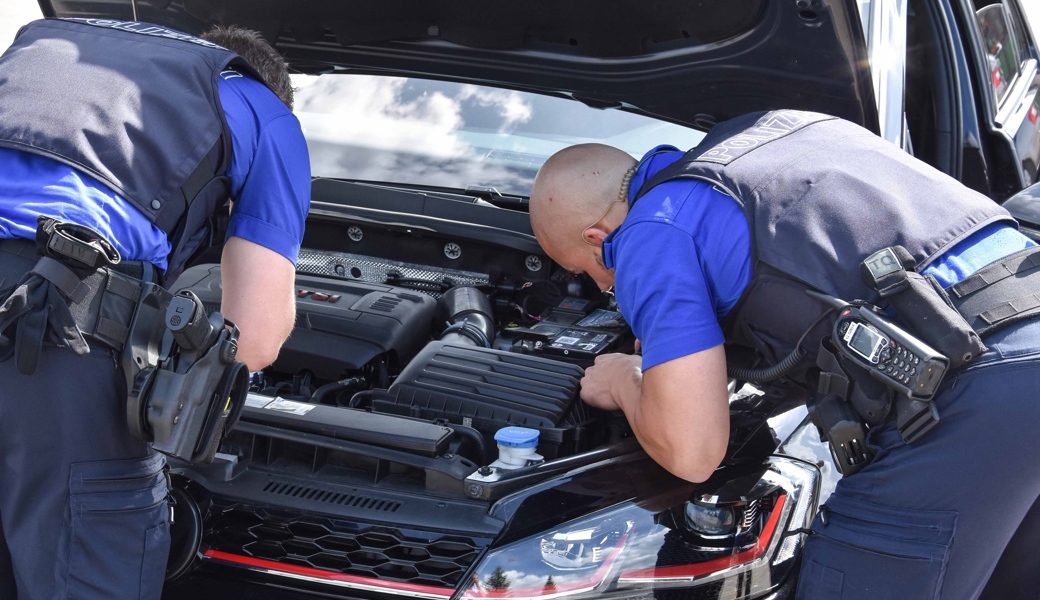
[727,347,806,384]
[347,389,374,409]
[311,376,366,405]
[450,423,488,465]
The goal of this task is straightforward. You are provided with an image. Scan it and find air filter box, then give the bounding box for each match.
[369,341,594,458]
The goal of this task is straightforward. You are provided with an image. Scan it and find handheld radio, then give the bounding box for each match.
[808,290,949,399]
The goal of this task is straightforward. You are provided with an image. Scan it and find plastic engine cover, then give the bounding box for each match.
[172,264,436,380]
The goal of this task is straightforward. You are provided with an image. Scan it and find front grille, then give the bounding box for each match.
[203,500,491,588]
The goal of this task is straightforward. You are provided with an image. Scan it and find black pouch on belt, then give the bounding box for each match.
[861,246,986,369]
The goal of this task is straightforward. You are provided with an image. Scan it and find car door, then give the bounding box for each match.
[899,0,1035,198]
[955,0,1040,197]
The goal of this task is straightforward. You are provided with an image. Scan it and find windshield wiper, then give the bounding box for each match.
[464,185,528,206]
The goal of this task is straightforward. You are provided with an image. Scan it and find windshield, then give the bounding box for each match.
[293,74,706,197]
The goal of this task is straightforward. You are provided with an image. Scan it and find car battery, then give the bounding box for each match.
[502,297,626,362]
[537,324,620,360]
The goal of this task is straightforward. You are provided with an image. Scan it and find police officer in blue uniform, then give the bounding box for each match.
[0,19,310,600]
[529,110,1040,599]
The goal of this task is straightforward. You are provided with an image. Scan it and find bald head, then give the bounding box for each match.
[530,144,636,257]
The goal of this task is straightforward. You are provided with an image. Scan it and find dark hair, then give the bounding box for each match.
[200,25,294,110]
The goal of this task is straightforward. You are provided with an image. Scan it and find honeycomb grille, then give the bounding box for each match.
[203,500,491,588]
[296,249,489,297]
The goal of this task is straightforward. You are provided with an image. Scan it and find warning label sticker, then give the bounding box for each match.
[576,309,624,328]
[264,399,315,415]
[245,395,273,409]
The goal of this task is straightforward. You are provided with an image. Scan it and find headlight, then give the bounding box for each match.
[457,456,819,600]
[684,502,736,536]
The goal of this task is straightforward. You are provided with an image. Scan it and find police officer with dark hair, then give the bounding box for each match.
[529,111,1040,598]
[0,18,310,600]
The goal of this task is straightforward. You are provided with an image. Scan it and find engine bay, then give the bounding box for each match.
[172,193,636,500]
[162,184,803,587]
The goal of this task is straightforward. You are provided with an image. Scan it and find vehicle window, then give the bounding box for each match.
[973,2,1027,106]
[292,74,706,198]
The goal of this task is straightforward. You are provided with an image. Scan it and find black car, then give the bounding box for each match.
[36,0,1040,598]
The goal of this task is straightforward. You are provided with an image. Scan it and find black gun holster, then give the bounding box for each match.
[124,290,249,465]
[808,340,882,476]
[809,337,940,475]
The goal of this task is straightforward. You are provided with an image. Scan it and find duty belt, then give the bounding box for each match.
[0,229,160,375]
[946,245,1040,337]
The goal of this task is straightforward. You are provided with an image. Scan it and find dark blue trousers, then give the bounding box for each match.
[0,249,170,600]
[796,318,1040,600]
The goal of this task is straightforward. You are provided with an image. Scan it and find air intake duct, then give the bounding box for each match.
[437,286,494,347]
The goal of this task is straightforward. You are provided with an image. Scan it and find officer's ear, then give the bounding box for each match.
[581,224,610,247]
[580,195,626,247]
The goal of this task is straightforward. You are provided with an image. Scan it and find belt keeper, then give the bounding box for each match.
[895,396,940,444]
[31,256,88,303]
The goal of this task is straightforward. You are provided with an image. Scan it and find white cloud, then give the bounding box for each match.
[296,74,468,159]
[458,85,534,132]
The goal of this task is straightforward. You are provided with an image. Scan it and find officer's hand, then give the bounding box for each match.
[579,353,643,411]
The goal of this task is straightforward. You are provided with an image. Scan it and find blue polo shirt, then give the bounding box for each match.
[603,145,1035,371]
[602,146,752,371]
[0,69,310,273]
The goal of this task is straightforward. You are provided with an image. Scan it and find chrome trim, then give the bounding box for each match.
[860,0,908,148]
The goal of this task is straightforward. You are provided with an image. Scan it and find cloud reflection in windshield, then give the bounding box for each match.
[294,74,703,197]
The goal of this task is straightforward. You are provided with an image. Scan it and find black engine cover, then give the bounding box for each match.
[172,264,437,380]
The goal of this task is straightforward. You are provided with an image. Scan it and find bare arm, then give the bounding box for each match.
[579,345,730,482]
[219,236,297,371]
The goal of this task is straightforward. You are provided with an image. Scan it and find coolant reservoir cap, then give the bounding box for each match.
[494,426,539,448]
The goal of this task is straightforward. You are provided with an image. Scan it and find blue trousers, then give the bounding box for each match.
[796,318,1040,599]
[0,249,170,600]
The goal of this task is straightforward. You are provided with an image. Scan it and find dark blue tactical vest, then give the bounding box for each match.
[0,18,265,282]
[634,110,1015,364]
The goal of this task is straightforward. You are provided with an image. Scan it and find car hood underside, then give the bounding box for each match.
[40,0,878,131]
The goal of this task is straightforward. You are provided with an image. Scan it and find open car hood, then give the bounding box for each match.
[39,0,879,132]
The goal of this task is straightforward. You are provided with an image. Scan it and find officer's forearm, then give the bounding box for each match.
[619,346,730,483]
